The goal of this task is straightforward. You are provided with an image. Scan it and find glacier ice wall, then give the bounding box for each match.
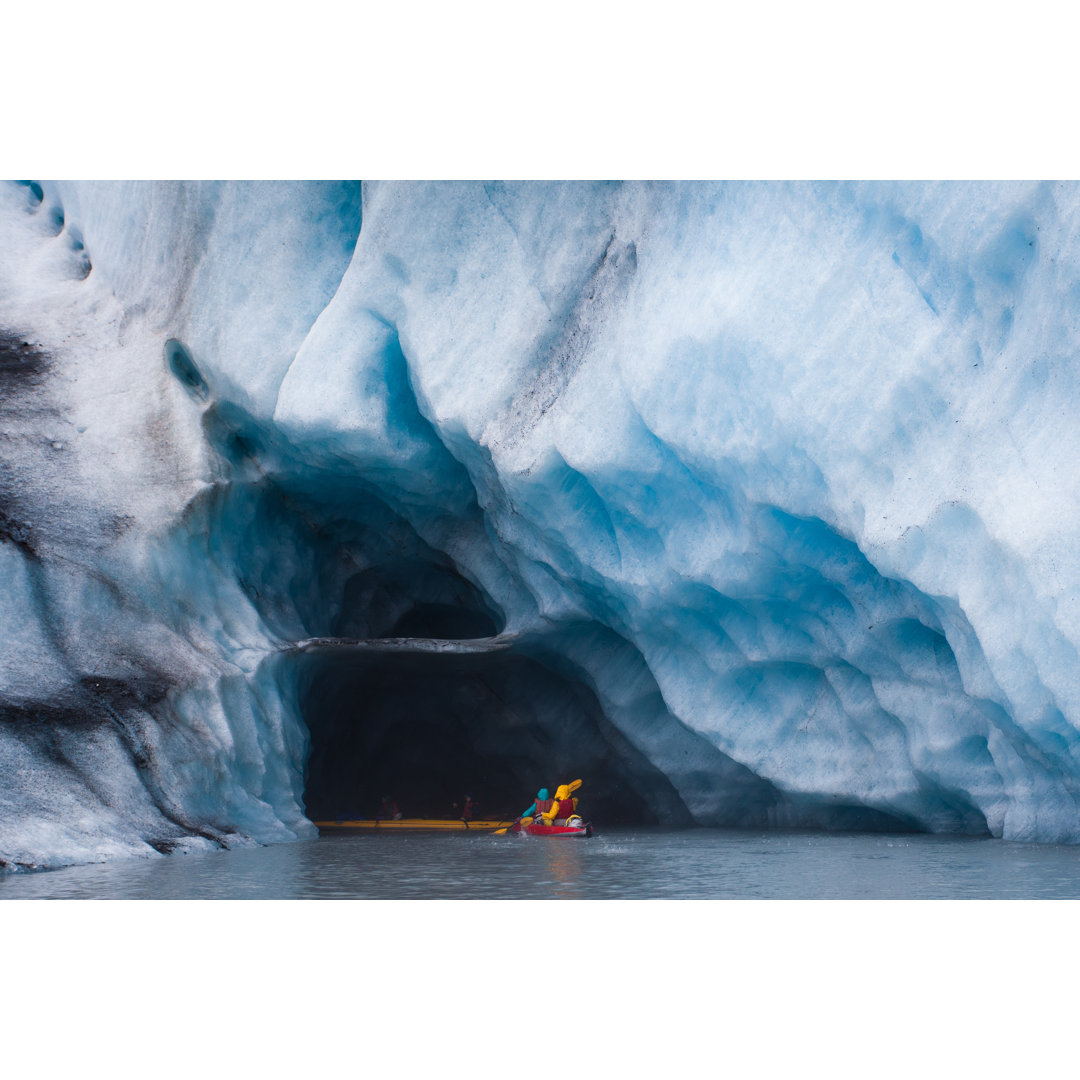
[4,179,1080,869]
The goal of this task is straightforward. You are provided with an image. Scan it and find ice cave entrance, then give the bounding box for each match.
[194,445,689,826]
[294,636,681,825]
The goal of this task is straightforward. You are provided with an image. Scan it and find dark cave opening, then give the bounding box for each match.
[296,640,686,825]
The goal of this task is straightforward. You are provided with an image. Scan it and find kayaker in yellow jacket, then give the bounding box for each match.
[541,780,582,825]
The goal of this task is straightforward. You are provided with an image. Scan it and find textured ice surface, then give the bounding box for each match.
[4,180,1080,869]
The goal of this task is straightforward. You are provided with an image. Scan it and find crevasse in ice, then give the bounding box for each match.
[3,180,1080,869]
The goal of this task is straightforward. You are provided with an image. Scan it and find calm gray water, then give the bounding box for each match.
[3,827,1080,898]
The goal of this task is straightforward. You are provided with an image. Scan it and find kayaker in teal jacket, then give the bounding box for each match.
[517,788,551,825]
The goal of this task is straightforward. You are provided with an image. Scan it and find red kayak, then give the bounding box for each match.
[509,820,593,838]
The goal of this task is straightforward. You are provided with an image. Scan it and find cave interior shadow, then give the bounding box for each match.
[298,646,682,825]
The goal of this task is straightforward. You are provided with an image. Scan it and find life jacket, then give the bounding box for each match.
[535,798,553,814]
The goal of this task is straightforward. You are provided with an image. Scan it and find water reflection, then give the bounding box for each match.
[543,842,586,897]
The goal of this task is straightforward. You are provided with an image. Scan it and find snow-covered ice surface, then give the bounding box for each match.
[5,179,1080,871]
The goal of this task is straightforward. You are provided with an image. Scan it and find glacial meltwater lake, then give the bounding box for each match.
[3,827,1080,899]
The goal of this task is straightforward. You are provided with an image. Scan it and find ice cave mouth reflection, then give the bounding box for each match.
[293,637,687,825]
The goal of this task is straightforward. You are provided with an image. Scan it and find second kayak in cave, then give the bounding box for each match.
[313,819,512,831]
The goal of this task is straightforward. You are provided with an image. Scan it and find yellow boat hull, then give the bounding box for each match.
[313,818,510,832]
